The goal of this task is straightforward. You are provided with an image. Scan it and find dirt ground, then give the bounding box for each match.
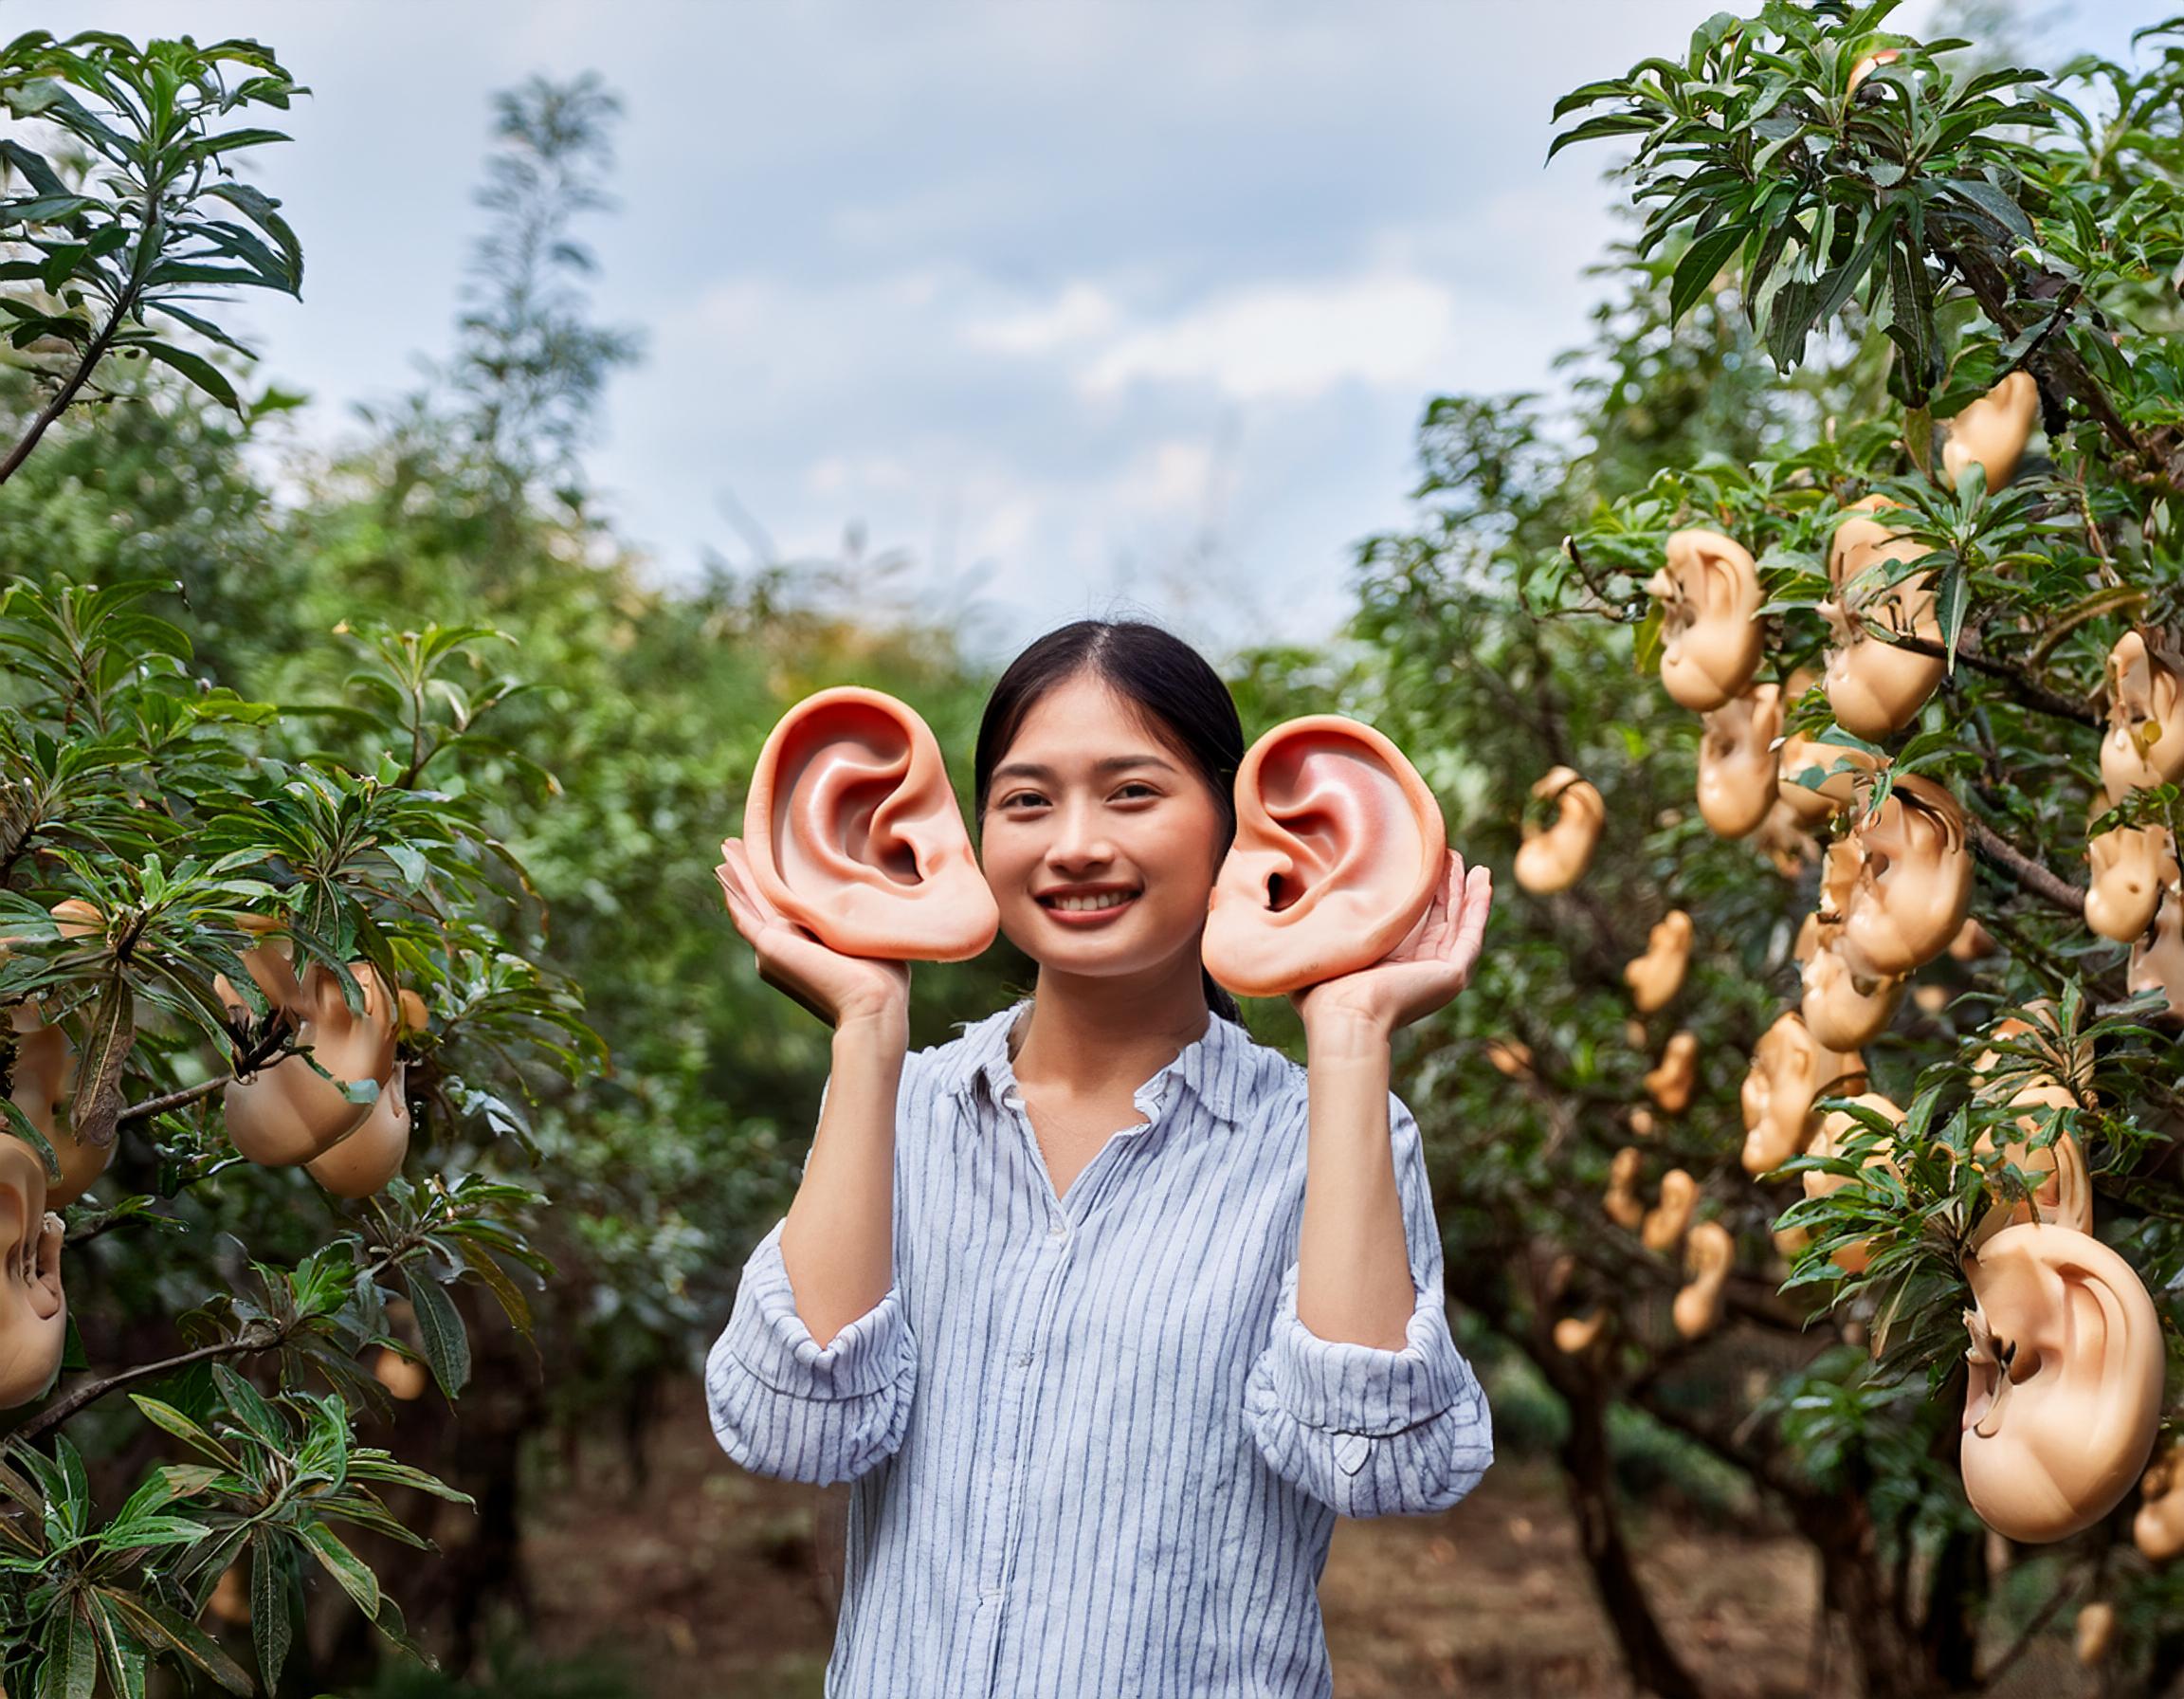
[521,1378,2088,1698]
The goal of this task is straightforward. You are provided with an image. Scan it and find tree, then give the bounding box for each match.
[1318,4,2184,1692]
[0,32,602,1693]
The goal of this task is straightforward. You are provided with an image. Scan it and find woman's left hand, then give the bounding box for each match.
[1290,850,1493,1043]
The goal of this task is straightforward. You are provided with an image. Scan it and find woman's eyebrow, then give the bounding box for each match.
[990,754,1179,783]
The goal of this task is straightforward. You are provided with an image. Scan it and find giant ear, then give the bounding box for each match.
[1960,1222,2164,1544]
[741,686,998,962]
[0,1141,64,1409]
[1202,716,1445,998]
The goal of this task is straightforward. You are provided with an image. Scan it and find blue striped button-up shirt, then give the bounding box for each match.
[705,998,1492,1697]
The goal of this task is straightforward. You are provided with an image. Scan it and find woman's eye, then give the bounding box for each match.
[1113,783,1158,801]
[998,792,1046,811]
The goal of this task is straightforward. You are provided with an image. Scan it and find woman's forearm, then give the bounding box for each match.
[778,1009,907,1348]
[1296,1011,1417,1351]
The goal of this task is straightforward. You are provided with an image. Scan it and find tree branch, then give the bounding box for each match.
[1964,814,2087,915]
[11,1319,283,1442]
[117,1075,224,1125]
[1884,630,2102,729]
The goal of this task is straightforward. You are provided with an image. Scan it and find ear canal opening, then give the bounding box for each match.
[827,783,923,888]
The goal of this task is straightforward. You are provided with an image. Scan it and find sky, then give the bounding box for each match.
[67,1,2154,661]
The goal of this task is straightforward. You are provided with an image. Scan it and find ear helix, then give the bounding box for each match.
[1200,715,1446,998]
[740,686,998,961]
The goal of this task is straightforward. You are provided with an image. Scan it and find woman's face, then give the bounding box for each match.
[981,671,1228,986]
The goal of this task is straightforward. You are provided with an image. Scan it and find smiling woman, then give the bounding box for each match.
[705,617,1495,1698]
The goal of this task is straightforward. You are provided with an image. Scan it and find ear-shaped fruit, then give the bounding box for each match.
[1972,1082,2093,1237]
[1800,1092,1905,1274]
[1641,1168,1697,1253]
[1775,733,1882,826]
[223,961,397,1167]
[1754,798,1822,879]
[2101,630,2184,804]
[1647,528,1764,711]
[1203,716,1446,997]
[1643,1031,1699,1114]
[1624,911,1692,1014]
[1697,685,1782,839]
[1950,917,1997,961]
[2085,820,2175,942]
[741,686,999,961]
[2075,1602,2117,1669]
[1605,1146,1645,1231]
[2135,1440,2184,1563]
[1484,1038,1535,1080]
[7,1002,108,1206]
[1835,775,1974,977]
[1942,372,2039,493]
[1740,1012,1866,1176]
[305,1061,411,1199]
[2128,881,2184,1023]
[1820,499,1945,739]
[1553,1310,1607,1355]
[1800,935,1906,1050]
[372,1345,430,1402]
[1673,1220,1735,1340]
[1515,767,1605,895]
[1847,46,1900,92]
[1959,1221,2164,1544]
[0,1140,64,1409]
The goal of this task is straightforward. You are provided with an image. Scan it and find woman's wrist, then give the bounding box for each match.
[1301,1003,1395,1062]
[834,1000,910,1063]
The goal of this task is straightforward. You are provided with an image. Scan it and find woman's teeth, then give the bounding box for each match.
[1049,892,1134,911]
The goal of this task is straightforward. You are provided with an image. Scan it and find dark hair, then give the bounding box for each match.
[974,619,1247,1025]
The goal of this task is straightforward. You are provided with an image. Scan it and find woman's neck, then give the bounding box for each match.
[1011,959,1211,1101]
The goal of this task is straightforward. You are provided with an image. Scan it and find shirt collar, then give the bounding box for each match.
[945,997,1249,1127]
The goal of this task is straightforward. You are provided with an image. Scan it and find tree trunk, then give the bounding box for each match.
[1557,1379,1704,1699]
[1803,1489,1953,1698]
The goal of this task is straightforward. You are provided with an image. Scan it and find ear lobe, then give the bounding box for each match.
[741,686,998,961]
[1201,716,1445,997]
[1960,1223,2164,1543]
[0,1142,64,1409]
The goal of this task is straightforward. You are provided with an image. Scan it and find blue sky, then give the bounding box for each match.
[72,2,2151,660]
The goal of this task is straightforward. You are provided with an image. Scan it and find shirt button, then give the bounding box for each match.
[1013,1352,1032,1367]
[1047,1223,1066,1241]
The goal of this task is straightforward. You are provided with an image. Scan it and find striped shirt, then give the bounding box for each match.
[705,997,1492,1697]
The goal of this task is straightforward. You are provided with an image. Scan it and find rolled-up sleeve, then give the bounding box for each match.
[704,1215,917,1486]
[1243,1090,1492,1518]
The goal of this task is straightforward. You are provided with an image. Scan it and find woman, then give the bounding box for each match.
[707,619,1493,1698]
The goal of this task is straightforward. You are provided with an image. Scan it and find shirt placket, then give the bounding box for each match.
[970,1070,1173,1696]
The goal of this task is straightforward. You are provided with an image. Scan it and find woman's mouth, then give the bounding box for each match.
[1037,887,1140,925]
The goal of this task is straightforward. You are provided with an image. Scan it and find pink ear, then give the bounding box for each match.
[1202,716,1446,997]
[742,686,999,961]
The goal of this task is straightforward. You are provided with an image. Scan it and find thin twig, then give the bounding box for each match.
[1884,630,2102,728]
[116,1075,223,1125]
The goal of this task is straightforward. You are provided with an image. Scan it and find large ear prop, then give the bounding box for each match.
[741,686,998,962]
[1835,775,1974,977]
[1959,1222,2164,1544]
[1514,766,1605,894]
[0,1140,64,1409]
[1202,716,1445,997]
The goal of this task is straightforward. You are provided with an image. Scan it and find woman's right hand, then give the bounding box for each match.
[716,838,911,1032]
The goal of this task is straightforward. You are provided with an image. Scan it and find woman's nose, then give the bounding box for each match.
[1044,800,1115,869]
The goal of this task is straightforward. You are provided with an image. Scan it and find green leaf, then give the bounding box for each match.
[298,1520,380,1617]
[405,1270,469,1397]
[1668,221,1748,327]
[251,1535,291,1695]
[127,340,242,414]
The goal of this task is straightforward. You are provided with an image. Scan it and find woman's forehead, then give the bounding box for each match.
[1004,675,1179,764]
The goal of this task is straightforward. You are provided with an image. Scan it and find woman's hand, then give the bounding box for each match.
[716,838,910,1032]
[1289,850,1492,1047]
